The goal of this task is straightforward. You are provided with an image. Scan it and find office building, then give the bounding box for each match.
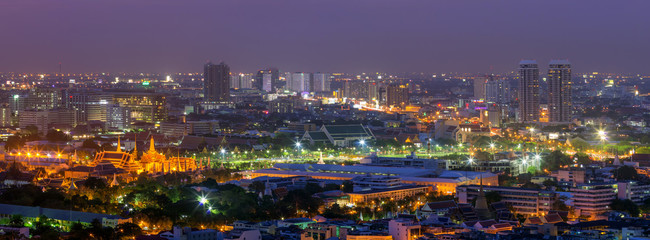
[109,91,167,123]
[312,73,331,92]
[386,84,409,108]
[457,185,556,216]
[474,76,487,100]
[618,181,650,205]
[230,73,254,89]
[19,109,78,133]
[570,183,617,219]
[0,105,12,127]
[388,219,421,240]
[485,76,509,104]
[204,62,230,102]
[548,60,572,122]
[26,87,61,110]
[106,105,131,130]
[288,72,312,92]
[518,60,540,122]
[255,68,279,92]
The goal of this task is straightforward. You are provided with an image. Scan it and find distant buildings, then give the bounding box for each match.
[485,76,509,104]
[473,76,487,100]
[255,68,279,92]
[548,60,572,122]
[301,124,374,147]
[386,84,409,109]
[204,62,230,102]
[110,91,167,123]
[19,109,77,133]
[518,60,540,122]
[288,72,312,92]
[231,73,254,89]
[0,203,131,231]
[570,182,617,219]
[312,73,332,92]
[457,185,556,216]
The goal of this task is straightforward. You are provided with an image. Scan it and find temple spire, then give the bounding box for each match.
[149,136,156,153]
[475,174,490,219]
[116,136,122,152]
[110,173,119,187]
[132,135,138,160]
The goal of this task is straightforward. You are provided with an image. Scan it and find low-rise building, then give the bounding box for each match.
[457,185,556,216]
[0,203,130,231]
[346,231,392,240]
[617,181,650,205]
[570,182,617,219]
[347,185,431,204]
[159,226,218,240]
[389,219,421,240]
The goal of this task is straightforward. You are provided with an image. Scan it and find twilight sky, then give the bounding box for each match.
[0,0,648,74]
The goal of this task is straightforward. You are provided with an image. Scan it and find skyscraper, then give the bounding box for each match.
[288,72,312,92]
[255,68,279,92]
[548,60,572,122]
[230,73,254,89]
[312,73,332,92]
[473,76,487,100]
[204,62,230,102]
[386,84,409,108]
[485,76,510,104]
[518,60,540,122]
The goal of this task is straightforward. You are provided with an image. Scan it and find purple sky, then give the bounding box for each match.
[1,0,648,74]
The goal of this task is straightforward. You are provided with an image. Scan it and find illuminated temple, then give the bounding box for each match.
[92,137,197,174]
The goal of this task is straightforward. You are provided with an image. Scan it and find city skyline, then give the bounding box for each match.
[1,0,649,74]
[2,1,650,239]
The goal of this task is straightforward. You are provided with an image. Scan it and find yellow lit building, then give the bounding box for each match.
[347,186,431,204]
[91,137,197,174]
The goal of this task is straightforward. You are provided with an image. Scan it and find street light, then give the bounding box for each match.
[199,196,208,205]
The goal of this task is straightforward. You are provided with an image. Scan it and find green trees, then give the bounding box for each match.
[322,203,350,219]
[82,139,100,150]
[5,135,26,151]
[610,199,640,217]
[115,222,142,240]
[32,215,60,240]
[543,150,572,171]
[573,153,592,165]
[249,181,266,193]
[613,166,639,181]
[45,129,71,142]
[9,215,23,227]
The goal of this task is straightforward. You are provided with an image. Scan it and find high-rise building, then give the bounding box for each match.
[368,82,380,101]
[386,84,409,108]
[288,72,312,92]
[312,73,332,92]
[26,87,62,110]
[204,62,230,102]
[109,91,167,123]
[473,76,487,100]
[230,73,254,89]
[19,109,78,133]
[0,104,12,127]
[518,60,540,122]
[230,75,240,89]
[485,76,509,104]
[548,60,572,122]
[255,68,279,92]
[107,105,131,130]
